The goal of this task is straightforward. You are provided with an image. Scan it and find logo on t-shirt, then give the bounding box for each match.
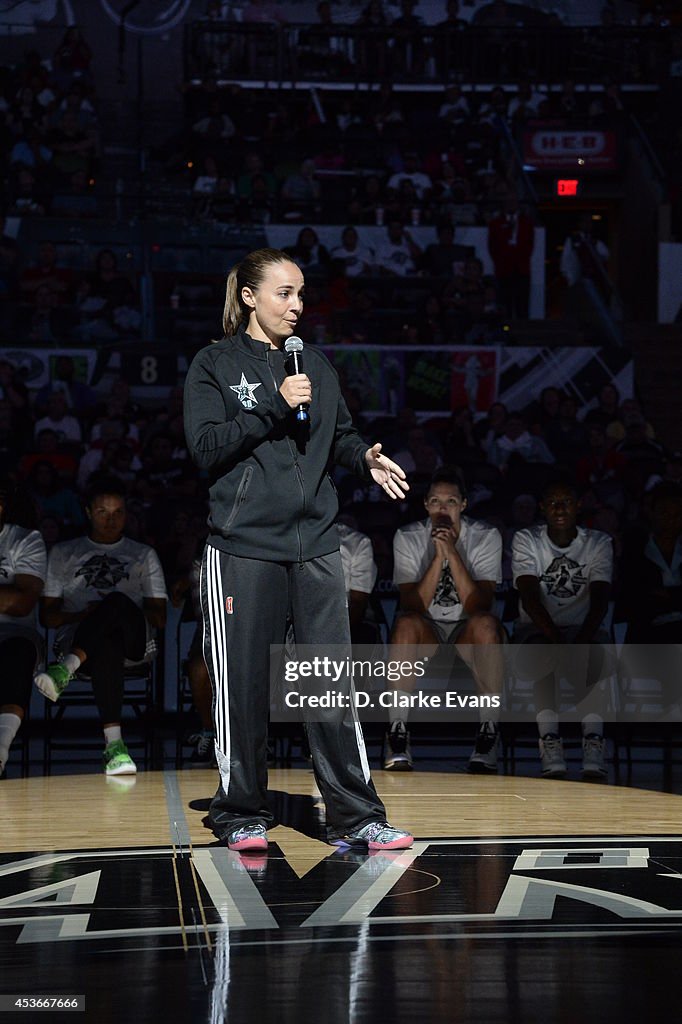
[0,557,7,579]
[75,555,130,590]
[540,555,588,599]
[229,373,262,410]
[434,564,460,607]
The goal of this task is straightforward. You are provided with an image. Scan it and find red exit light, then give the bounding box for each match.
[557,179,580,196]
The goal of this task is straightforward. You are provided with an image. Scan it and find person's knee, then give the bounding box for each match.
[391,613,426,645]
[467,612,504,644]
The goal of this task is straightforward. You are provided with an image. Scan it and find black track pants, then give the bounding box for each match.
[200,545,386,841]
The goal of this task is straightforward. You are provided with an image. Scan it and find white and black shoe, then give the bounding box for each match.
[582,734,607,780]
[383,721,413,771]
[468,723,500,773]
[539,733,567,778]
[188,730,217,768]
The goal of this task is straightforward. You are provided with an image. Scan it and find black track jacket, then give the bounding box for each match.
[184,328,371,562]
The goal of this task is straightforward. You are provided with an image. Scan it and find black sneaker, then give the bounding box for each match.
[382,720,413,771]
[468,723,501,773]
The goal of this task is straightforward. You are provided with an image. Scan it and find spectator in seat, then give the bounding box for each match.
[34,390,82,446]
[383,466,505,774]
[281,159,321,209]
[338,519,380,646]
[171,542,216,767]
[135,432,199,506]
[618,483,682,646]
[332,226,373,278]
[544,393,588,466]
[375,219,422,276]
[421,222,473,278]
[284,226,330,273]
[20,241,73,304]
[20,282,76,344]
[512,479,613,780]
[19,429,78,482]
[34,354,97,421]
[34,477,167,776]
[0,479,47,777]
[487,195,535,319]
[25,460,84,529]
[488,411,555,473]
[387,152,432,201]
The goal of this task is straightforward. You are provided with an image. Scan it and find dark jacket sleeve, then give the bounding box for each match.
[333,388,371,478]
[311,349,370,479]
[184,347,290,474]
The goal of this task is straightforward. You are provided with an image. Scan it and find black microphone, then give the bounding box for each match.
[284,336,309,423]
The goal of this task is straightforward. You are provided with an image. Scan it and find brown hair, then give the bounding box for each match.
[221,247,294,338]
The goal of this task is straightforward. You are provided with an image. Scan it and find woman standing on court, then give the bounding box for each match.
[183,248,413,853]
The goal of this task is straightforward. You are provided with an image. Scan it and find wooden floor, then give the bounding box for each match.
[3,767,682,1022]
[4,767,682,853]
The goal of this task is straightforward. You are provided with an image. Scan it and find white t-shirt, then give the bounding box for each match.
[338,523,377,596]
[387,170,433,199]
[44,535,167,652]
[512,524,613,628]
[331,243,374,277]
[375,240,416,277]
[0,523,46,637]
[34,414,82,443]
[393,517,502,623]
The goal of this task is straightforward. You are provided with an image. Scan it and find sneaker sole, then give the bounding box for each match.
[468,759,498,774]
[332,835,414,852]
[34,674,60,702]
[367,835,413,851]
[227,836,268,852]
[105,762,137,776]
[383,758,413,771]
[542,767,567,778]
[581,767,607,780]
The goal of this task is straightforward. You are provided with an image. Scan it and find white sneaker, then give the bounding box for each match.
[468,723,501,773]
[582,734,607,780]
[539,734,567,778]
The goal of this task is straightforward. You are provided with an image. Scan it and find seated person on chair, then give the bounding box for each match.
[616,482,682,715]
[511,479,613,780]
[34,476,167,776]
[0,479,47,777]
[384,465,505,774]
[338,519,379,646]
[171,542,215,768]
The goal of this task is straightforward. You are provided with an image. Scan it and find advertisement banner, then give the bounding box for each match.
[523,127,619,171]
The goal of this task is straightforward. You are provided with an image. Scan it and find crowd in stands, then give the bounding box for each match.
[0,354,680,776]
[0,7,680,779]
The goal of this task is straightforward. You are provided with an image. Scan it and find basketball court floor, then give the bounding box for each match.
[2,756,682,1023]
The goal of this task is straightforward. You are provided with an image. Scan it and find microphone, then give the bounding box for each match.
[284,335,309,423]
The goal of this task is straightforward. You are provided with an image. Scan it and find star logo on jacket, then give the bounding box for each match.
[229,373,261,409]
